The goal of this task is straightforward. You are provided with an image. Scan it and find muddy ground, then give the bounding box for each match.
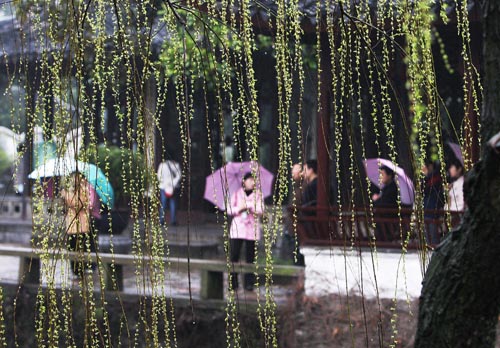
[4,284,500,347]
[280,294,419,348]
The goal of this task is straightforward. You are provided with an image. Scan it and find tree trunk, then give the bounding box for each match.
[415,0,500,345]
[415,138,500,347]
[481,0,500,144]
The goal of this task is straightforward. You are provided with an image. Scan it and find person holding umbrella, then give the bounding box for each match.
[364,158,415,208]
[371,165,399,241]
[30,158,118,278]
[364,159,415,241]
[371,165,398,208]
[204,161,274,210]
[228,172,264,292]
[61,172,96,279]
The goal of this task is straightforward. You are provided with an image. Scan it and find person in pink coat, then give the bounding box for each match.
[228,172,264,291]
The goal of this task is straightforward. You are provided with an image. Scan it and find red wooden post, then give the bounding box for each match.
[317,32,331,211]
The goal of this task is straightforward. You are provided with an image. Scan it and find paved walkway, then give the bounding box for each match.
[159,222,224,242]
[0,253,296,306]
[302,247,429,300]
[0,216,428,302]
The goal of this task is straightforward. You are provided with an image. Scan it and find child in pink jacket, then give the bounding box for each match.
[228,172,264,291]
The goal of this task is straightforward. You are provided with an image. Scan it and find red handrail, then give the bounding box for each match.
[287,206,464,249]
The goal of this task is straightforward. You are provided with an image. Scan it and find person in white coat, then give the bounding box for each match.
[445,159,465,212]
[157,159,182,226]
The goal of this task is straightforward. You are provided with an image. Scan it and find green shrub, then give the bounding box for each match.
[0,148,12,175]
[81,145,153,207]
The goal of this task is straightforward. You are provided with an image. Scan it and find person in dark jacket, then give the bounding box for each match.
[284,159,318,267]
[301,159,318,209]
[282,163,305,265]
[422,160,445,244]
[372,165,398,241]
[372,165,398,208]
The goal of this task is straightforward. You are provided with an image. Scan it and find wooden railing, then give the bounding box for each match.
[0,245,304,300]
[289,206,464,249]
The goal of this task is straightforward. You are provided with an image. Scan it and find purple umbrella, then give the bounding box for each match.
[363,158,415,205]
[204,161,274,210]
[446,142,464,166]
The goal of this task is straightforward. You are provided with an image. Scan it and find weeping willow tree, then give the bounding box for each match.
[0,0,484,346]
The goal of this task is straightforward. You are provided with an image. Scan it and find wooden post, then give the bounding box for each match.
[317,32,332,211]
[19,257,40,285]
[22,63,38,220]
[103,263,124,291]
[200,270,223,300]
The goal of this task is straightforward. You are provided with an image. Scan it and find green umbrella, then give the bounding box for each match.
[79,162,115,208]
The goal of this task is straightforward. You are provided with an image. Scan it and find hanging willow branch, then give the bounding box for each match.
[0,0,481,346]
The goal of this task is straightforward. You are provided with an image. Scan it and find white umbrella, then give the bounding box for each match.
[28,157,79,179]
[29,157,115,207]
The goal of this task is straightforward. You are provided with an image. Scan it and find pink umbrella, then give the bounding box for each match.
[204,161,274,210]
[446,142,464,166]
[363,158,415,205]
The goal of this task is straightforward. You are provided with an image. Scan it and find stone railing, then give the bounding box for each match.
[0,195,32,220]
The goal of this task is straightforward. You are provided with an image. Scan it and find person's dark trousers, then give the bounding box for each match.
[283,212,306,267]
[229,238,256,290]
[425,217,440,245]
[159,189,178,225]
[67,230,96,277]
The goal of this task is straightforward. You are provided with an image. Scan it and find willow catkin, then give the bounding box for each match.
[6,0,479,346]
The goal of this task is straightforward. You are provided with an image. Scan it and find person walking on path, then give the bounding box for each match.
[157,159,182,226]
[228,172,264,291]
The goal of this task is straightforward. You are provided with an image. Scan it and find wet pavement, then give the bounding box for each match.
[0,254,297,306]
[0,212,427,304]
[0,215,300,307]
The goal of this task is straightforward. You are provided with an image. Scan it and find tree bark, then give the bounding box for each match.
[481,0,500,145]
[415,136,500,347]
[415,0,500,346]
